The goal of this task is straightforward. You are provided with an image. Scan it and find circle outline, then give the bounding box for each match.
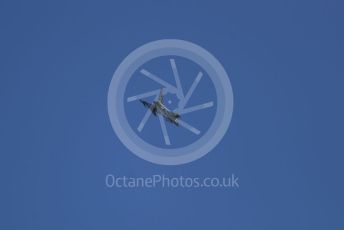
[108,39,233,165]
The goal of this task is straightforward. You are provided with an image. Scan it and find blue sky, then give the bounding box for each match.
[1,0,343,229]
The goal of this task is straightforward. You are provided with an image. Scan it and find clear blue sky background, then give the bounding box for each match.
[1,0,343,229]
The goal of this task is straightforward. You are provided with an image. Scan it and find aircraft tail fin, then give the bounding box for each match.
[158,88,164,103]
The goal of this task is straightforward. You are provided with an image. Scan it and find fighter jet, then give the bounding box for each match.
[139,88,181,126]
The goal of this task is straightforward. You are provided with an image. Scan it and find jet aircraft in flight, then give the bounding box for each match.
[139,88,180,126]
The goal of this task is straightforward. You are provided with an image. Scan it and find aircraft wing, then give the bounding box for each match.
[140,99,152,109]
